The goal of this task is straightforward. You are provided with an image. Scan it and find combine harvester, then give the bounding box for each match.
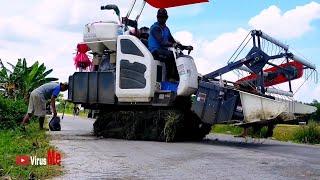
[67,0,317,141]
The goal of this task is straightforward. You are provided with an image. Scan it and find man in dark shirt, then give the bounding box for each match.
[148,8,179,81]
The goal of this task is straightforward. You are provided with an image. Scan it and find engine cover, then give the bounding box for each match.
[176,55,198,96]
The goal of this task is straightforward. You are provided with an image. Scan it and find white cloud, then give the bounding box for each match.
[249,2,320,39]
[0,17,81,83]
[29,0,74,26]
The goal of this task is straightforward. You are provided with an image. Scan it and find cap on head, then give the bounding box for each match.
[157,8,168,18]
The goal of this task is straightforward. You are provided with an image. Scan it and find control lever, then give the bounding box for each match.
[174,43,193,55]
[186,46,193,55]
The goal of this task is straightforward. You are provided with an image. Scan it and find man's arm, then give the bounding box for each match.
[51,85,60,117]
[51,96,57,117]
[168,30,176,44]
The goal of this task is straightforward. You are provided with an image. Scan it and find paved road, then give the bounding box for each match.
[50,116,320,180]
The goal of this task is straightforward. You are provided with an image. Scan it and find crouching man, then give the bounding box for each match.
[21,82,68,130]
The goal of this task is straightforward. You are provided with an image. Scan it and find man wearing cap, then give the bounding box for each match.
[21,82,68,130]
[148,8,179,80]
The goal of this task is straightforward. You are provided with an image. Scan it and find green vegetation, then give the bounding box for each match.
[310,100,320,122]
[0,96,27,129]
[293,121,320,144]
[56,99,88,118]
[57,100,75,115]
[212,123,320,144]
[211,124,243,135]
[164,112,183,142]
[0,59,61,179]
[212,124,269,138]
[0,58,58,100]
[0,95,61,179]
[272,125,300,142]
[0,120,61,179]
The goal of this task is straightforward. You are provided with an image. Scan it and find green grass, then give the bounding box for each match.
[273,125,300,142]
[292,121,320,144]
[0,119,62,179]
[211,123,320,144]
[211,124,243,135]
[78,110,89,118]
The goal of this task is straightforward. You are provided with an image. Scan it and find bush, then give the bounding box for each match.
[0,96,27,129]
[310,100,320,122]
[293,120,320,144]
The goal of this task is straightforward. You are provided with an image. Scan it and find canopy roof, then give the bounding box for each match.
[145,0,208,8]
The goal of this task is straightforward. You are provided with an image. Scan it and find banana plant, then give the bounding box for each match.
[0,59,17,97]
[0,58,58,100]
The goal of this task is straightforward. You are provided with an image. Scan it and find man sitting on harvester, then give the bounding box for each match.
[149,8,191,81]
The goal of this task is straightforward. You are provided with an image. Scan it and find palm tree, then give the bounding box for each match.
[0,58,58,100]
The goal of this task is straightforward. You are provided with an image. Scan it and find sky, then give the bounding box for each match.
[0,0,319,102]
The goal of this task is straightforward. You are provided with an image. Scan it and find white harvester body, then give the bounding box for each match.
[84,21,121,52]
[82,23,199,103]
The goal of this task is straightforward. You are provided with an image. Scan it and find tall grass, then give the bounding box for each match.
[293,120,320,144]
[212,123,320,144]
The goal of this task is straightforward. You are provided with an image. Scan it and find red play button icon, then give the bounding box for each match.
[16,155,30,166]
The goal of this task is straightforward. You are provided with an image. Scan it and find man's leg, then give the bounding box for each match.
[39,116,45,130]
[23,91,35,126]
[152,49,178,81]
[33,94,47,130]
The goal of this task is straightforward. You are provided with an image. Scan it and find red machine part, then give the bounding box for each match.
[236,61,304,87]
[146,0,208,8]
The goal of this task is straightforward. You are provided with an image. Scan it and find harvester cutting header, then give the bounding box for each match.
[68,0,317,141]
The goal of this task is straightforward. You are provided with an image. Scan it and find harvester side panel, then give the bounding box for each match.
[68,71,115,104]
[192,82,239,124]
